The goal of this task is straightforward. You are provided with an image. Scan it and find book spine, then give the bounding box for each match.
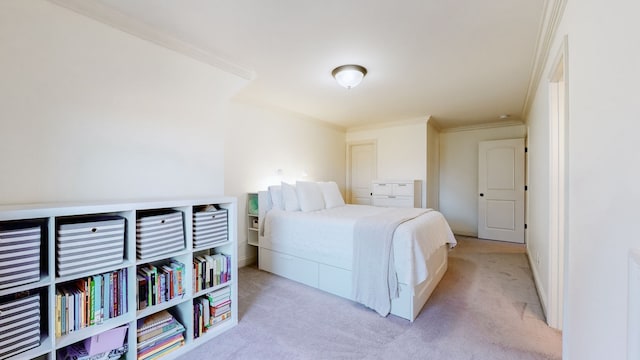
[89,277,95,326]
[159,272,165,303]
[76,288,81,330]
[69,289,75,333]
[138,274,148,310]
[122,267,128,314]
[94,275,102,325]
[109,272,115,318]
[150,269,156,306]
[113,270,119,317]
[55,291,61,337]
[103,273,110,321]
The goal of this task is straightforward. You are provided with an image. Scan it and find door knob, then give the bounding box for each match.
[480,193,484,197]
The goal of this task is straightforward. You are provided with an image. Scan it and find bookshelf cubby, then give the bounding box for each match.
[246,193,259,247]
[0,197,237,360]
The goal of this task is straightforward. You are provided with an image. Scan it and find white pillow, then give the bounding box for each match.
[296,181,325,212]
[281,182,300,211]
[268,185,283,210]
[318,181,346,209]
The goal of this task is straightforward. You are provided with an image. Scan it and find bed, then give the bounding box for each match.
[256,181,456,321]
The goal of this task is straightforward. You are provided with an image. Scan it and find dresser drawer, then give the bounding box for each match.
[372,196,414,208]
[392,183,414,196]
[372,183,392,195]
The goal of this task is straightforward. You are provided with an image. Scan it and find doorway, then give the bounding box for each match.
[478,138,526,243]
[346,141,377,205]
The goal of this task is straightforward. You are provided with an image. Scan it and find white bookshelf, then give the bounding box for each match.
[0,196,238,360]
[246,193,259,247]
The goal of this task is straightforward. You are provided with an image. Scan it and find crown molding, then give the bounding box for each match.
[521,0,568,120]
[346,116,431,133]
[440,120,525,133]
[47,0,255,80]
[426,116,442,131]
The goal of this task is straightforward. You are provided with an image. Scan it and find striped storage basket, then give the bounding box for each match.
[0,293,40,360]
[193,208,228,249]
[136,211,185,260]
[0,225,41,290]
[57,216,125,277]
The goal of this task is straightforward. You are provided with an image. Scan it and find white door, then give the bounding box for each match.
[478,138,525,243]
[349,142,376,205]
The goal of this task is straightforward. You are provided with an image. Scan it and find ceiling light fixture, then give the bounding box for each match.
[332,64,367,89]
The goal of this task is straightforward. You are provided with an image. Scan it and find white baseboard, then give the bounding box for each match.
[238,255,257,268]
[526,250,548,322]
[452,230,478,237]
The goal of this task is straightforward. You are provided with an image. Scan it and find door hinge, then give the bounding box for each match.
[525,185,528,191]
[525,147,528,153]
[524,224,528,229]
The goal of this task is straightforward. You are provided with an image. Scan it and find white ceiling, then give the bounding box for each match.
[52,0,546,129]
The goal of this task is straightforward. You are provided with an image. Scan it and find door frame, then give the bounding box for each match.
[547,36,569,330]
[346,140,377,204]
[477,138,526,243]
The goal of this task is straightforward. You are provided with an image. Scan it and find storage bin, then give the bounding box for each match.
[0,225,41,290]
[136,211,185,259]
[193,209,228,249]
[57,216,125,277]
[0,293,41,360]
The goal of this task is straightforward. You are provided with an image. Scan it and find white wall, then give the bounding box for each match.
[527,1,640,358]
[439,124,527,236]
[525,52,554,320]
[426,119,441,209]
[346,119,427,207]
[224,102,346,266]
[0,0,246,203]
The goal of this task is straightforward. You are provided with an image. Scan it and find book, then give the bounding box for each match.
[102,273,110,321]
[143,340,183,360]
[68,288,75,333]
[93,274,102,324]
[137,274,148,310]
[193,302,200,339]
[121,268,128,314]
[137,333,183,359]
[137,319,179,342]
[160,265,174,300]
[170,260,184,296]
[201,298,210,328]
[112,271,118,317]
[212,302,231,317]
[108,272,114,318]
[137,323,185,350]
[211,311,231,326]
[204,255,213,287]
[137,310,174,334]
[89,277,95,326]
[55,291,62,337]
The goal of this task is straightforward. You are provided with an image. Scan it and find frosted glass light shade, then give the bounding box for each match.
[332,65,367,89]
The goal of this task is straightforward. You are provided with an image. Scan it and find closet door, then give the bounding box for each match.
[478,138,525,243]
[348,142,376,205]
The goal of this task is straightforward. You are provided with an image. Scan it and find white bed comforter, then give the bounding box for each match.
[263,204,457,289]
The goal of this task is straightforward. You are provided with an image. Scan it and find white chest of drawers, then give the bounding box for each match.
[371,180,422,208]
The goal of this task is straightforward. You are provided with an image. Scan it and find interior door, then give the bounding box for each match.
[349,142,376,205]
[478,138,525,243]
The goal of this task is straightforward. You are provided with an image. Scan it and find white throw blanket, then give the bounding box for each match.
[352,208,431,316]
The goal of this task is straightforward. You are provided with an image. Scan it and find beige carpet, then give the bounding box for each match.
[180,236,562,359]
